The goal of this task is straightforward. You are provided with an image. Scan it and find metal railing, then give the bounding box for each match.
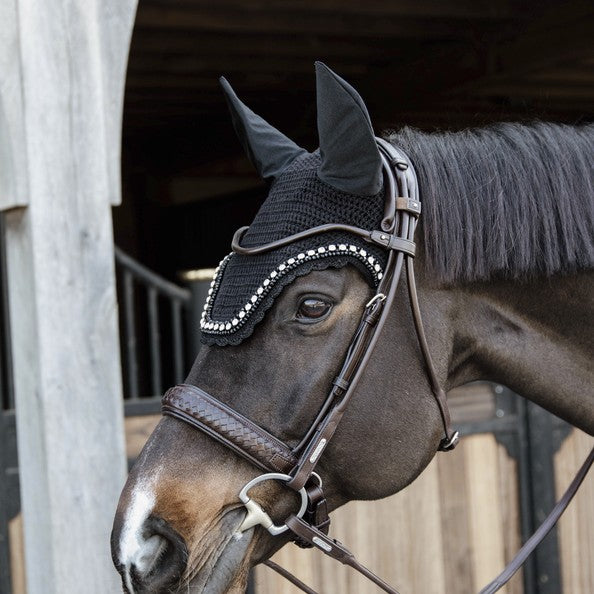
[0,214,13,413]
[114,247,192,409]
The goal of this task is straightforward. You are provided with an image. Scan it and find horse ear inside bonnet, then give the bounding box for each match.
[200,63,388,345]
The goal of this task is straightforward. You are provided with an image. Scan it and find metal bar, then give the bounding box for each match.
[0,214,16,593]
[0,214,14,411]
[511,395,537,593]
[489,387,538,593]
[526,402,562,593]
[180,270,213,364]
[0,414,14,594]
[148,287,162,396]
[124,397,162,418]
[114,246,191,302]
[123,271,139,399]
[171,299,184,384]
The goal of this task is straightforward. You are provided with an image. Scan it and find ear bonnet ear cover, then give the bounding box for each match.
[220,77,307,181]
[200,65,387,346]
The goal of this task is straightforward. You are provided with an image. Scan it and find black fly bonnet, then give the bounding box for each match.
[201,65,389,345]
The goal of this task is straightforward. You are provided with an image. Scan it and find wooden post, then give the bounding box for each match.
[0,0,137,591]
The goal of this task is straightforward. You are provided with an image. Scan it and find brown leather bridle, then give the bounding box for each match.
[161,139,594,594]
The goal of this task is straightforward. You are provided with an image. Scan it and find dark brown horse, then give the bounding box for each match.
[111,63,594,593]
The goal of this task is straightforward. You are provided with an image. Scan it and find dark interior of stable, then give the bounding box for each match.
[115,1,593,282]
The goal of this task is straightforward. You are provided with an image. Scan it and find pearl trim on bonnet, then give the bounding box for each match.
[200,243,384,336]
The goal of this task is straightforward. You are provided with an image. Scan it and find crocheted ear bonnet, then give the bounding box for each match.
[200,63,387,346]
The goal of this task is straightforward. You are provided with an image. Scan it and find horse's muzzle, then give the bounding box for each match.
[112,514,188,593]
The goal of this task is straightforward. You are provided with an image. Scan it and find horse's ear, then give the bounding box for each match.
[315,62,382,195]
[220,77,307,181]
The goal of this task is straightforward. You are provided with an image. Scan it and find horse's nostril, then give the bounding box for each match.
[127,515,188,593]
[134,533,167,575]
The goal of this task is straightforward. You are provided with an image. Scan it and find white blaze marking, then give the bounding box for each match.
[119,479,159,593]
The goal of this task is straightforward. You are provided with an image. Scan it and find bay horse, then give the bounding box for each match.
[111,63,594,593]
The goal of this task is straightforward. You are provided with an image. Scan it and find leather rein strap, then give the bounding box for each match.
[161,139,593,594]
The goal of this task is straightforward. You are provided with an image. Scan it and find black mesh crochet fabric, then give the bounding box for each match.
[201,151,387,345]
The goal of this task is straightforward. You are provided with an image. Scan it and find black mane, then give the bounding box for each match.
[390,123,594,284]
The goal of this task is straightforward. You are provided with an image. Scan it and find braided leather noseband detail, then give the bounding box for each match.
[162,385,297,473]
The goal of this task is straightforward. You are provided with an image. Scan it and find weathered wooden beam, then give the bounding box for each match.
[134,5,474,39]
[454,1,594,99]
[497,1,594,76]
[530,65,594,84]
[127,54,369,76]
[125,72,304,89]
[143,0,520,21]
[0,0,28,210]
[469,81,594,100]
[0,1,137,592]
[128,30,403,59]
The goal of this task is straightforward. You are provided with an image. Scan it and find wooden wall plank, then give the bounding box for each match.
[464,434,506,591]
[554,429,594,594]
[497,443,523,594]
[125,414,161,460]
[0,0,28,210]
[2,1,137,591]
[438,439,474,593]
[8,513,25,594]
[135,6,466,39]
[143,0,517,21]
[255,433,523,594]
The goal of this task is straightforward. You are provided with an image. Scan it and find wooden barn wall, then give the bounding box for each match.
[555,430,594,594]
[8,515,25,594]
[254,433,523,594]
[254,429,594,594]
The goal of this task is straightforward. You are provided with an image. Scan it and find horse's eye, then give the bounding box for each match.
[297,298,332,320]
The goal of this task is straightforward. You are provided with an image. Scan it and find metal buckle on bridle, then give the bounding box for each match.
[439,430,460,451]
[238,472,321,536]
[365,293,386,309]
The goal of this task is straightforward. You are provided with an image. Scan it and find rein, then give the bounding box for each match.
[161,139,594,594]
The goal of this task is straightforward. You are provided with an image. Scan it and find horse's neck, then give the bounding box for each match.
[445,271,594,435]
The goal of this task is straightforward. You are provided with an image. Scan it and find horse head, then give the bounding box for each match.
[110,63,594,593]
[111,63,451,593]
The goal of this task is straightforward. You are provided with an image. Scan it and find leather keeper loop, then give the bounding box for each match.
[332,376,350,391]
[369,231,416,256]
[396,197,421,215]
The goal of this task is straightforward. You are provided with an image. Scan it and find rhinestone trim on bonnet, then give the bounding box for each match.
[201,243,384,336]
